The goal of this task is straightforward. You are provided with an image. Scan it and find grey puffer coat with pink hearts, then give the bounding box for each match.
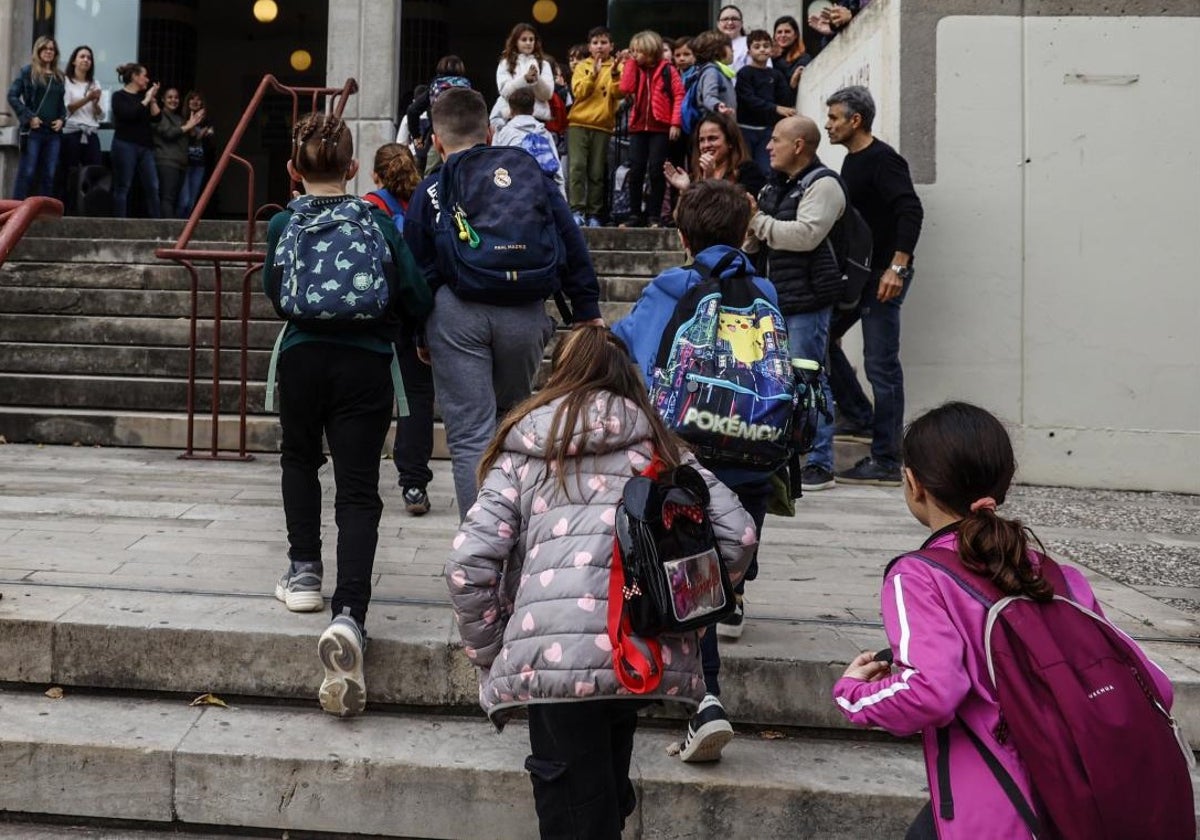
[446,390,757,727]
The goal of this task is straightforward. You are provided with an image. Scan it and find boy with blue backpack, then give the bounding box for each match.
[613,178,792,763]
[403,87,603,521]
[265,113,431,717]
[492,87,565,198]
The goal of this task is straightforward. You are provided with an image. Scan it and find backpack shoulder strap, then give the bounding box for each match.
[703,249,741,280]
[956,717,1042,834]
[886,547,1003,608]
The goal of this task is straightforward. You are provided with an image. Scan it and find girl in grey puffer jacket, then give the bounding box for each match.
[447,326,755,839]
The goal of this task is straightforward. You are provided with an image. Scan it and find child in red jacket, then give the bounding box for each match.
[617,30,684,228]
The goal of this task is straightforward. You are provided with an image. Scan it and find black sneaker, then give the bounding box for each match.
[837,456,902,486]
[833,423,873,444]
[679,694,734,763]
[800,464,836,491]
[402,486,430,516]
[716,596,744,640]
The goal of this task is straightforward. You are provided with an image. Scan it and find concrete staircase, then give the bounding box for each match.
[2,223,1198,838]
[0,218,683,452]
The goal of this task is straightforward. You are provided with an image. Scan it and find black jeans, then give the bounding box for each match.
[526,700,642,840]
[391,329,435,490]
[699,477,771,696]
[626,131,669,222]
[58,131,101,214]
[278,342,393,626]
[905,801,936,839]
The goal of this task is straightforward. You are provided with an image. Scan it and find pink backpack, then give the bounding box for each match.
[910,548,1195,840]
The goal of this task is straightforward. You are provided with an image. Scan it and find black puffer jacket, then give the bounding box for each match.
[755,165,843,315]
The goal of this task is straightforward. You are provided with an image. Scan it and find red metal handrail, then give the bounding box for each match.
[0,197,64,266]
[155,75,359,461]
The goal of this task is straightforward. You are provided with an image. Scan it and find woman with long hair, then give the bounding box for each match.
[664,111,764,198]
[154,88,205,217]
[7,36,66,199]
[109,62,161,217]
[448,325,755,838]
[771,15,810,89]
[60,45,104,210]
[495,23,554,124]
[176,90,213,218]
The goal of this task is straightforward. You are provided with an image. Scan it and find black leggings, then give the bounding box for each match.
[626,130,669,222]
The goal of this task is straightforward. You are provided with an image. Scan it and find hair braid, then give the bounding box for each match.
[291,112,353,180]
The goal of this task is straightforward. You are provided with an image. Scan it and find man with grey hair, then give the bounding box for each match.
[823,85,923,486]
[403,88,604,517]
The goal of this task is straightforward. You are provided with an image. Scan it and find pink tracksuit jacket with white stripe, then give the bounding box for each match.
[832,527,1175,839]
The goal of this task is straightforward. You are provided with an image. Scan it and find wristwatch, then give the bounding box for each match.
[890,264,914,281]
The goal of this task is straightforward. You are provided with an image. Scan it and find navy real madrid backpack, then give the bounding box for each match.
[433,145,565,306]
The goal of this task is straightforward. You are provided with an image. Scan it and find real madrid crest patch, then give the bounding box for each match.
[493,167,512,188]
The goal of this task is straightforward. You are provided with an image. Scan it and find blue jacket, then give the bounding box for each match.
[612,245,780,488]
[402,144,602,323]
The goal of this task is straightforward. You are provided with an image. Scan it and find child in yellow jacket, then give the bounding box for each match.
[568,26,623,226]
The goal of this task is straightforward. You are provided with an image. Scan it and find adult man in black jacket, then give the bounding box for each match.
[744,115,846,491]
[823,85,924,486]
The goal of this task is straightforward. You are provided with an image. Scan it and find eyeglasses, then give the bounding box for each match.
[718,16,741,22]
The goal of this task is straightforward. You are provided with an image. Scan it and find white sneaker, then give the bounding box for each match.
[317,610,366,717]
[679,694,734,762]
[274,560,324,612]
[716,596,745,640]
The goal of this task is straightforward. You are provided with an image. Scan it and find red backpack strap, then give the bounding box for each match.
[606,454,667,694]
[363,191,391,215]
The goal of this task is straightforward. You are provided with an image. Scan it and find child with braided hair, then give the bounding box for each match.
[265,114,432,717]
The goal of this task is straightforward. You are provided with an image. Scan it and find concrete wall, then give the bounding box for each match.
[797,0,1200,493]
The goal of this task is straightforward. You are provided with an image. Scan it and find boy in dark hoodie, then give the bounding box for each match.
[613,178,776,765]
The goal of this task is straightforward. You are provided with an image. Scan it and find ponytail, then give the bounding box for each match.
[902,401,1053,602]
[957,506,1053,602]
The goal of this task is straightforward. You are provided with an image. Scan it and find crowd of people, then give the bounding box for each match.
[6,36,215,217]
[259,10,1191,837]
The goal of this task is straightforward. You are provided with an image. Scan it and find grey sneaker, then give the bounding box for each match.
[679,694,734,763]
[402,486,431,516]
[318,609,367,717]
[274,560,324,612]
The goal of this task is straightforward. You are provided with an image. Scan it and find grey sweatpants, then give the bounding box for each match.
[426,285,555,518]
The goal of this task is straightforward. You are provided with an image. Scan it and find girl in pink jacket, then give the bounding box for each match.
[833,402,1178,839]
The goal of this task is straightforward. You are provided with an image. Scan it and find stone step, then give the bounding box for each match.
[0,825,251,839]
[26,216,267,243]
[0,372,264,414]
[8,239,254,264]
[0,342,273,379]
[7,237,680,276]
[0,262,654,302]
[0,688,930,839]
[3,583,1198,747]
[0,313,283,348]
[23,217,677,253]
[2,286,279,320]
[0,406,454,455]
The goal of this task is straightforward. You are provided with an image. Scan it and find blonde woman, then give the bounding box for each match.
[7,36,66,199]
